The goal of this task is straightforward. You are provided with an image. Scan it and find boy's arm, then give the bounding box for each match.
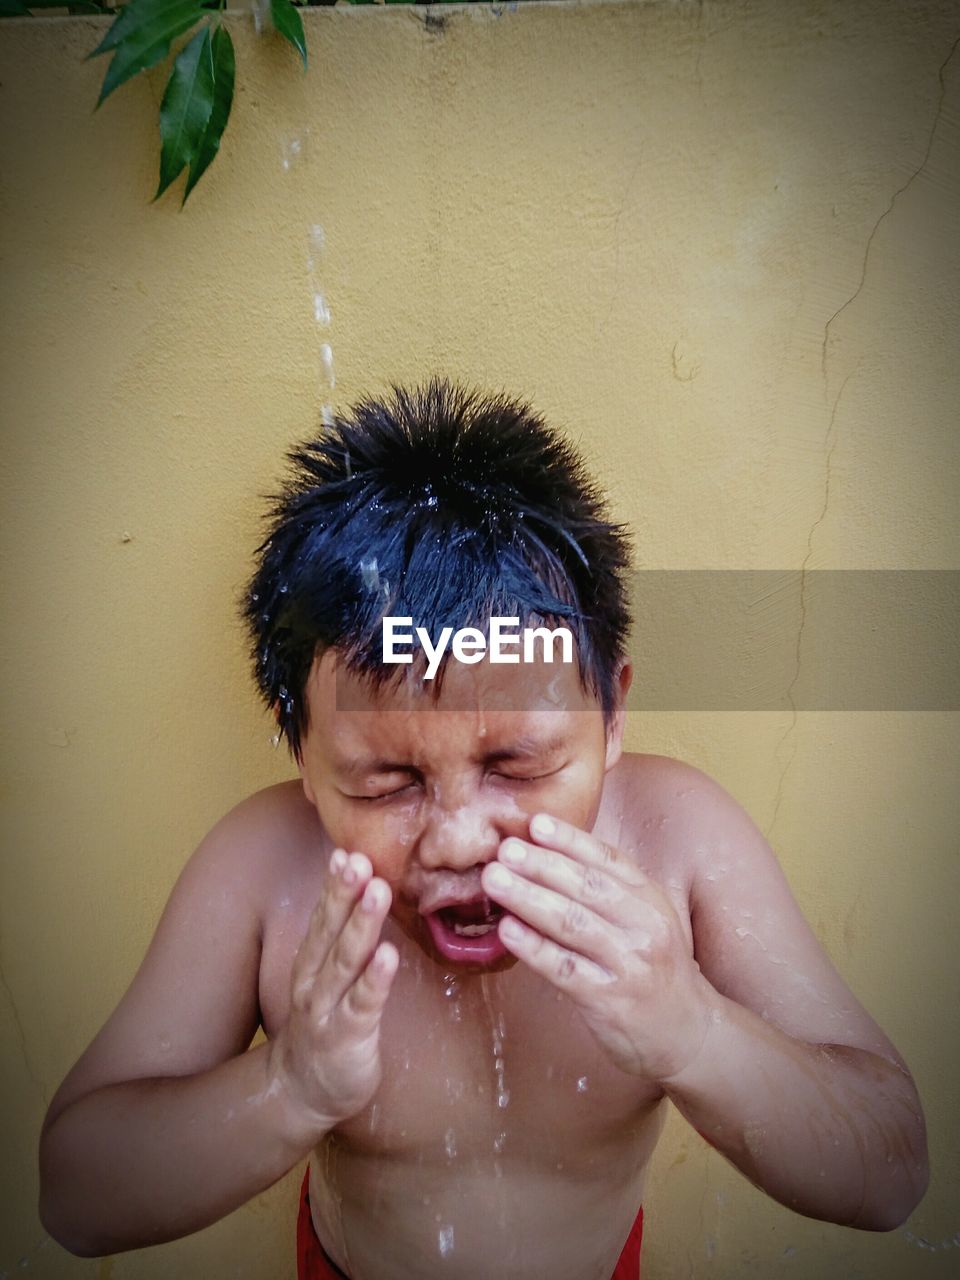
[39,789,397,1257]
[657,760,928,1230]
[481,758,928,1231]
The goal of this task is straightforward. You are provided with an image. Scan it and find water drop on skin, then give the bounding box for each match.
[576,1076,588,1093]
[438,1225,455,1257]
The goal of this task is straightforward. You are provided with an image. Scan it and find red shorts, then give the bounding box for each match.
[297,1167,643,1279]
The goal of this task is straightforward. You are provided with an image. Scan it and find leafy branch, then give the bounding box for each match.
[3,1,519,203]
[86,0,309,204]
[2,0,312,204]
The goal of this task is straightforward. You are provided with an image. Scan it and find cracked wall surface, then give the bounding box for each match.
[1,1,958,1276]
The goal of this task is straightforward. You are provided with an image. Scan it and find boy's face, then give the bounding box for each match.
[297,649,629,973]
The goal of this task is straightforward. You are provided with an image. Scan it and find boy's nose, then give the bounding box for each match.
[417,802,501,872]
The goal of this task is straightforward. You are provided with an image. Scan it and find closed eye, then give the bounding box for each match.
[491,769,560,785]
[346,783,418,802]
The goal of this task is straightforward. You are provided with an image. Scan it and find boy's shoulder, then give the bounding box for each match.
[613,750,736,831]
[158,782,328,948]
[207,779,327,900]
[217,777,320,843]
[611,751,770,886]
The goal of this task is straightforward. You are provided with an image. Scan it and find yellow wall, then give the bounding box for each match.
[2,2,958,1275]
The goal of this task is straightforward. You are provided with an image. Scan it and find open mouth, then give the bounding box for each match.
[424,897,509,966]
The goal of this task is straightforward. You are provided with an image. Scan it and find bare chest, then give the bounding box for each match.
[258,906,684,1168]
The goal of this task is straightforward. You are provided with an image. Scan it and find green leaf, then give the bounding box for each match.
[270,0,307,71]
[89,0,206,108]
[182,22,235,204]
[0,0,31,13]
[90,0,196,56]
[154,24,215,202]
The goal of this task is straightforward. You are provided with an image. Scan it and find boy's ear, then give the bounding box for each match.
[603,661,633,771]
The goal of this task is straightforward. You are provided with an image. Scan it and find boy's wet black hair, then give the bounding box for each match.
[242,378,632,759]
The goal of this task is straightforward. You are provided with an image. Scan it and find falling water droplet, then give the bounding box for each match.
[444,1128,457,1158]
[281,135,307,171]
[251,0,270,36]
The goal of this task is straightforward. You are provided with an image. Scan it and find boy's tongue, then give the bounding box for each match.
[425,897,508,965]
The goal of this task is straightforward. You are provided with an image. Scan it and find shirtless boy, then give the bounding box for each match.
[39,381,928,1279]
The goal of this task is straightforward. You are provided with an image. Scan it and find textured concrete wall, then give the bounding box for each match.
[1,2,958,1275]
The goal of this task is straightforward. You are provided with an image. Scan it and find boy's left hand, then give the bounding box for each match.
[481,813,716,1084]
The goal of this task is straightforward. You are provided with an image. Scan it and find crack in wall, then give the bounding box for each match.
[767,31,959,841]
[0,947,48,1109]
[766,369,856,841]
[820,31,960,387]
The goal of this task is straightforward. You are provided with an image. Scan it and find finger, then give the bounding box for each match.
[528,813,645,886]
[498,837,628,926]
[342,940,400,1023]
[482,861,614,968]
[498,913,614,993]
[317,876,393,1010]
[293,851,373,998]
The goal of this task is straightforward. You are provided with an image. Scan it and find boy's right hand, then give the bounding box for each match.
[268,849,399,1140]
